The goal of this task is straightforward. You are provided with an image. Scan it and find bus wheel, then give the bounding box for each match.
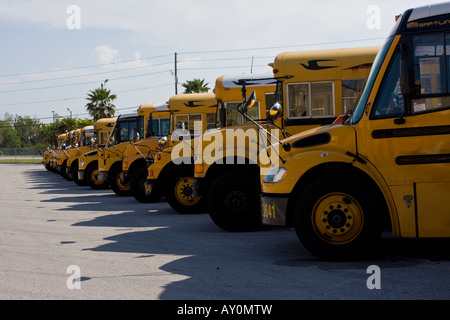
[207,169,261,232]
[110,166,131,196]
[131,165,161,203]
[293,173,384,261]
[86,163,109,190]
[165,166,205,214]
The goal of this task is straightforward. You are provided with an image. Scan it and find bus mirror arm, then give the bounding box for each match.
[237,95,291,153]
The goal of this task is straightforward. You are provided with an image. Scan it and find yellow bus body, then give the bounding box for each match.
[66,125,94,180]
[260,3,450,260]
[98,104,170,196]
[77,117,116,187]
[191,48,378,232]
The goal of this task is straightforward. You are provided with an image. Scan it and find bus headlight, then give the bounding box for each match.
[264,167,287,183]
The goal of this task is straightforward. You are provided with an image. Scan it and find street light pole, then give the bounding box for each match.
[101,79,109,89]
[174,53,178,94]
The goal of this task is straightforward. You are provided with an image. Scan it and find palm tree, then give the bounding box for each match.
[85,86,117,121]
[181,78,210,93]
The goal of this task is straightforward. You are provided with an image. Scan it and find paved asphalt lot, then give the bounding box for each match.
[1,164,450,301]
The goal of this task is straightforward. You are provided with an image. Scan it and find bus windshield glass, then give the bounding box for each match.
[350,36,395,124]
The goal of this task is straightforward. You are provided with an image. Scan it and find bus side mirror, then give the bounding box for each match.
[269,102,282,120]
[242,91,256,113]
[158,136,168,147]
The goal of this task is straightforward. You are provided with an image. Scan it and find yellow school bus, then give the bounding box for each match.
[214,73,277,126]
[42,147,52,171]
[260,3,450,260]
[121,103,171,202]
[144,75,276,213]
[66,125,95,185]
[51,132,70,172]
[77,117,116,189]
[192,47,378,232]
[142,92,218,208]
[97,104,170,196]
[56,128,82,180]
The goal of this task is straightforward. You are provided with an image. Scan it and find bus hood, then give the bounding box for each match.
[262,123,358,167]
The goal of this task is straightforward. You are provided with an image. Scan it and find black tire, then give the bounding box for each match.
[86,162,109,190]
[131,165,161,203]
[293,173,384,261]
[207,168,261,232]
[109,165,131,196]
[165,166,206,214]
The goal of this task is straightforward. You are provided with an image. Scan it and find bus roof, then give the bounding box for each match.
[117,112,138,121]
[271,46,380,82]
[81,125,94,133]
[68,129,76,138]
[219,73,276,89]
[57,133,69,140]
[94,117,117,130]
[138,103,170,118]
[214,73,276,102]
[407,2,450,22]
[167,92,217,114]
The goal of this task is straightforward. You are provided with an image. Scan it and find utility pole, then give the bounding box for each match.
[174,52,178,94]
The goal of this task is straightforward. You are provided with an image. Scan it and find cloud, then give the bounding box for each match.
[94,45,119,64]
[0,0,444,52]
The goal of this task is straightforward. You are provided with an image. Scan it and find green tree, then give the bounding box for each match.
[13,116,41,147]
[0,120,20,148]
[85,86,117,121]
[76,118,95,129]
[181,78,210,93]
[40,117,93,147]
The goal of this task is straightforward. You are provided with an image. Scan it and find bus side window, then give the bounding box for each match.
[410,33,450,113]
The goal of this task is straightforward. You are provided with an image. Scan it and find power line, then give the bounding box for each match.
[178,37,385,55]
[0,61,174,86]
[0,37,383,80]
[179,64,268,71]
[0,70,171,93]
[0,37,384,107]
[0,83,174,107]
[0,55,270,87]
[0,53,174,78]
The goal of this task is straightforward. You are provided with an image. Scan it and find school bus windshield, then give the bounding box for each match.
[350,36,396,125]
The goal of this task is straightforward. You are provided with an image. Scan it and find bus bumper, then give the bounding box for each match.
[260,194,289,226]
[144,179,156,197]
[78,170,85,181]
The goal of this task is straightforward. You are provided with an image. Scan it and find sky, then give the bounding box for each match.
[0,0,447,123]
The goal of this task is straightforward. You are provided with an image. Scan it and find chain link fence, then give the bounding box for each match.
[0,148,44,163]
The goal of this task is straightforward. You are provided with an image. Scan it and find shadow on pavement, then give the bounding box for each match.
[25,166,450,300]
